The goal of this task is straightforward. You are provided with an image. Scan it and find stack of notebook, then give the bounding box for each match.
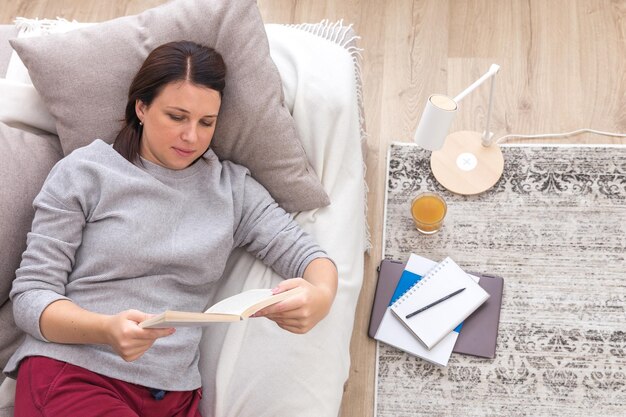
[370,254,503,366]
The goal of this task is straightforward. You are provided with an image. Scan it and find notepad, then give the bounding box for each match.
[390,257,489,350]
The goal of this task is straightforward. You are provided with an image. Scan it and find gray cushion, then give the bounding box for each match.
[0,122,63,375]
[9,0,330,212]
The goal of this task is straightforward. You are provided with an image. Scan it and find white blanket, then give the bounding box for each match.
[198,24,366,417]
[0,22,366,417]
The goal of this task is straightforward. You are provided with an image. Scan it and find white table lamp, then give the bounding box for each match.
[413,64,504,195]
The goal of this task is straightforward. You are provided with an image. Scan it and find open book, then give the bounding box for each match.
[139,287,303,329]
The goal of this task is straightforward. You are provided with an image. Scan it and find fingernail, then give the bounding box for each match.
[271,287,280,294]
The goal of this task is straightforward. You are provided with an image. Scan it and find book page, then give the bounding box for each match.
[204,289,275,316]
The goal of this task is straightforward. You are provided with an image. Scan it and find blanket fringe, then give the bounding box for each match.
[13,17,81,34]
[288,20,371,252]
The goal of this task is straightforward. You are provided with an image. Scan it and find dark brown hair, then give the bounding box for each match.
[113,41,226,163]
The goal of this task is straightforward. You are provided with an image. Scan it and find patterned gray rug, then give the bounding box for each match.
[377,143,626,417]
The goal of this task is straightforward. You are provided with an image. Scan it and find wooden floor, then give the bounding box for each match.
[2,1,625,416]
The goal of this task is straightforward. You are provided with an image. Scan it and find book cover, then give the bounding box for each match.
[139,287,303,329]
[390,257,489,350]
[374,254,460,366]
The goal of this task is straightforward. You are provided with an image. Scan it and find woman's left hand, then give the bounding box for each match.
[253,258,337,334]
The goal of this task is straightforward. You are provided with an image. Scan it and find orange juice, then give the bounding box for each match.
[410,193,447,234]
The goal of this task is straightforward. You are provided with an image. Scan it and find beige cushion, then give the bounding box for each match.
[0,122,63,377]
[9,0,330,213]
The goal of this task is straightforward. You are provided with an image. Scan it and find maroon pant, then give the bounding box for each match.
[15,356,202,417]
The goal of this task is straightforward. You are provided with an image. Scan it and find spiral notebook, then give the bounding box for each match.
[390,257,489,350]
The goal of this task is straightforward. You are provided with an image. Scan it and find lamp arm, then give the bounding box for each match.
[453,64,500,103]
[452,64,500,147]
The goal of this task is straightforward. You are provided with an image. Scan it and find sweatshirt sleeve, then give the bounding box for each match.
[10,158,87,341]
[232,173,330,279]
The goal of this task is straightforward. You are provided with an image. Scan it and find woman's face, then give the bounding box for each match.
[136,80,221,170]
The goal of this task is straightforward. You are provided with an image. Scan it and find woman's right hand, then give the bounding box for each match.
[103,310,175,362]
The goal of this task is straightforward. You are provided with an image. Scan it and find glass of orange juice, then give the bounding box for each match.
[410,192,447,234]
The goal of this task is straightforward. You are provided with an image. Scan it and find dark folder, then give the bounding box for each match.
[452,272,504,358]
[368,259,405,339]
[369,259,504,359]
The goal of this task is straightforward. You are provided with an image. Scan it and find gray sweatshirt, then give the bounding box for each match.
[4,139,328,390]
